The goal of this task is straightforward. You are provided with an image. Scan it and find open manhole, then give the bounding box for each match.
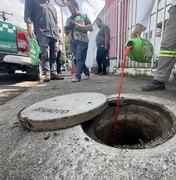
[82,97,176,149]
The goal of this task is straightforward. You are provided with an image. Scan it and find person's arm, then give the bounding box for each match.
[74,15,93,32]
[24,0,34,38]
[64,18,72,35]
[57,26,63,43]
[103,25,110,50]
[74,22,93,31]
[105,33,109,50]
[26,23,34,38]
[132,0,155,38]
[64,26,70,36]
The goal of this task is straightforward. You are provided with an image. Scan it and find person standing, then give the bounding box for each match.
[95,17,110,75]
[132,0,176,91]
[24,0,64,82]
[64,0,93,82]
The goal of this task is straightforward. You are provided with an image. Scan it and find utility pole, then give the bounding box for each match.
[54,0,68,71]
[0,11,13,22]
[60,6,67,72]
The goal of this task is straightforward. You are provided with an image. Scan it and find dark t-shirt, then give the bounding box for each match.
[24,0,58,40]
[96,24,110,47]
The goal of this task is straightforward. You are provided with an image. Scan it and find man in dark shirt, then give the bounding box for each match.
[24,0,64,82]
[95,17,110,75]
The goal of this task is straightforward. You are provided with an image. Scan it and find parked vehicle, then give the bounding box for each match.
[0,20,41,80]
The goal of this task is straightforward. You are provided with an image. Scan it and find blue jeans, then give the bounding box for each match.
[36,34,57,75]
[96,47,107,74]
[56,49,62,74]
[70,39,89,79]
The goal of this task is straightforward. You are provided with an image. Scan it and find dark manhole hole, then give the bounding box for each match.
[82,98,176,149]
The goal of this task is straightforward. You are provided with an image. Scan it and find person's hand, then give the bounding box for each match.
[131,24,143,38]
[27,23,34,38]
[105,45,108,50]
[74,21,86,29]
[74,21,82,28]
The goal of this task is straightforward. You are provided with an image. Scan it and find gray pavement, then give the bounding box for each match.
[0,73,38,105]
[0,73,176,180]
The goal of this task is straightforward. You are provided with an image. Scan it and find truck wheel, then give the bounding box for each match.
[7,70,15,74]
[26,62,43,81]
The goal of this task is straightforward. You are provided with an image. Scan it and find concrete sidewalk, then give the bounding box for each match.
[0,74,176,180]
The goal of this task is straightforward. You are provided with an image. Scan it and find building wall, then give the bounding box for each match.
[86,0,172,72]
[86,8,105,68]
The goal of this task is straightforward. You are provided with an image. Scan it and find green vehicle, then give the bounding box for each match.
[0,21,41,80]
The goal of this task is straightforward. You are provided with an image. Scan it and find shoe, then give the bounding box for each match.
[43,75,50,82]
[72,78,81,82]
[142,80,165,91]
[50,74,64,80]
[99,72,107,75]
[95,72,101,75]
[57,72,62,75]
[84,76,90,80]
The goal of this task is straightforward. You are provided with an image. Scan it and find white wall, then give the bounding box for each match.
[86,11,105,69]
[86,23,99,68]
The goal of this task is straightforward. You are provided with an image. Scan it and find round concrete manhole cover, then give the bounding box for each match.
[18,93,108,131]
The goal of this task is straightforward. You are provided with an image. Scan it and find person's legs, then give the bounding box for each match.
[36,35,51,82]
[75,41,88,80]
[83,65,90,79]
[49,38,64,80]
[154,55,176,82]
[70,40,80,81]
[56,49,62,74]
[154,7,176,82]
[49,38,57,75]
[100,48,107,75]
[96,48,102,73]
[71,40,88,81]
[38,36,51,76]
[142,6,176,91]
[70,39,77,58]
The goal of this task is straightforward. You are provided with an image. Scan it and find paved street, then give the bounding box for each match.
[0,73,38,105]
[0,73,176,179]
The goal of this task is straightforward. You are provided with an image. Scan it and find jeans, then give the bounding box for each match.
[56,49,62,74]
[70,39,89,79]
[36,34,57,75]
[96,47,107,74]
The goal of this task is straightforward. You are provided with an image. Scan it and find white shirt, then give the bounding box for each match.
[137,0,176,30]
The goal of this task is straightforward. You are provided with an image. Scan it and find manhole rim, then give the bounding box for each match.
[79,94,176,154]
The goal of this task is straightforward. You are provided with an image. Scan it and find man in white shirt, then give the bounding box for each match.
[132,0,176,91]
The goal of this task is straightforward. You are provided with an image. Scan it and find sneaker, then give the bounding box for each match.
[72,78,81,82]
[43,75,50,82]
[142,80,165,91]
[51,74,64,80]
